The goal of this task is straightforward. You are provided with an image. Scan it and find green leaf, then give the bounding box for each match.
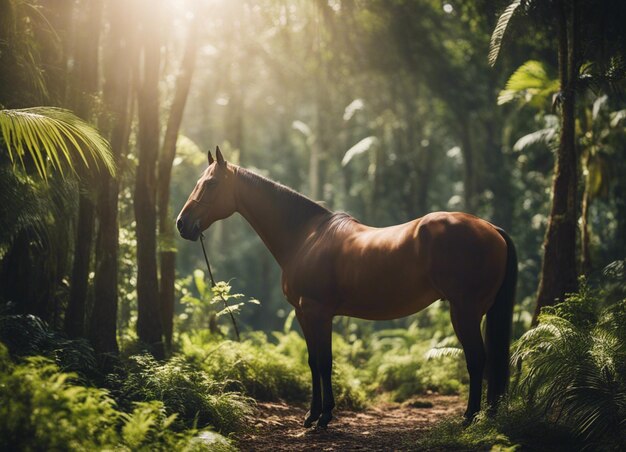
[498,60,559,106]
[0,107,115,180]
[342,136,377,166]
[488,1,521,66]
[216,303,245,318]
[283,309,296,334]
[193,269,207,298]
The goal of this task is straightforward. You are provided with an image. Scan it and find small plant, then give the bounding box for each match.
[176,271,259,337]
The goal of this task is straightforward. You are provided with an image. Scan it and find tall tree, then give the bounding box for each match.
[533,0,579,316]
[157,11,200,353]
[135,0,164,358]
[65,0,104,338]
[89,0,137,355]
[490,0,626,318]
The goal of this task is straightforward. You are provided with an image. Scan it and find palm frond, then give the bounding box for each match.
[498,60,559,106]
[342,136,377,166]
[610,109,626,128]
[0,107,115,180]
[513,126,558,151]
[488,0,521,66]
[0,164,77,259]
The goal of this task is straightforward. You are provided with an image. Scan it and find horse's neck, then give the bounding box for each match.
[234,167,329,267]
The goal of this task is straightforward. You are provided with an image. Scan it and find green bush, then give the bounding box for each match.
[420,275,626,451]
[180,329,367,409]
[0,314,99,381]
[0,343,233,451]
[507,281,626,449]
[363,322,466,401]
[113,353,253,433]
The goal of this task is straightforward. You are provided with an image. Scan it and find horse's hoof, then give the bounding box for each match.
[316,412,333,429]
[303,410,321,428]
[462,413,477,428]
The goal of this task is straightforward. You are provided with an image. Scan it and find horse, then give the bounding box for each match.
[177,146,517,429]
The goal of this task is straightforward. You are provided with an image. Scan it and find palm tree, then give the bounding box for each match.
[0,106,114,323]
[500,61,626,278]
[490,0,626,319]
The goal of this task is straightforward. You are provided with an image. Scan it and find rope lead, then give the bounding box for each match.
[199,232,241,341]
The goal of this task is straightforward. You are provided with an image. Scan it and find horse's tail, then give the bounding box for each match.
[485,227,517,408]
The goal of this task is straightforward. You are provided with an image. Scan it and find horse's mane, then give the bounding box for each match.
[237,166,330,228]
[308,211,360,246]
[237,167,360,238]
[321,212,359,232]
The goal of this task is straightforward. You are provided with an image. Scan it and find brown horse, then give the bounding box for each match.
[177,147,517,428]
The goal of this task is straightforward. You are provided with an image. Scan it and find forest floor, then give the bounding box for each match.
[235,394,463,451]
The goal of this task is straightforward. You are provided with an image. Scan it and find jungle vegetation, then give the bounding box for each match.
[1,0,625,450]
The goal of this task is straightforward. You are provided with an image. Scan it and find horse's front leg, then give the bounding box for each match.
[296,307,322,427]
[298,297,335,429]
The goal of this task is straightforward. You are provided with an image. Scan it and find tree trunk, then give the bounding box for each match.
[157,15,199,355]
[65,0,103,338]
[460,118,477,213]
[485,119,514,232]
[416,143,435,215]
[134,1,164,358]
[67,197,95,336]
[535,0,579,321]
[580,149,592,275]
[614,155,626,260]
[90,0,136,355]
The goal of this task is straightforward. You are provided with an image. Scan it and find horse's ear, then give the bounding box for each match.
[208,150,214,165]
[216,145,225,166]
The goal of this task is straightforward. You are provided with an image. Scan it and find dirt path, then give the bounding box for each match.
[236,395,464,451]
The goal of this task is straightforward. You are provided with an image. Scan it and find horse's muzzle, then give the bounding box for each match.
[176,215,200,241]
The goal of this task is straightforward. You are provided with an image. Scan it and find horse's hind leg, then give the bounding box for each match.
[450,305,486,422]
[296,308,322,427]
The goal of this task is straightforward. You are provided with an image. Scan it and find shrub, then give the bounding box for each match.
[181,329,367,409]
[0,314,99,381]
[420,274,626,451]
[0,343,233,451]
[112,353,253,433]
[364,323,466,401]
[508,281,626,449]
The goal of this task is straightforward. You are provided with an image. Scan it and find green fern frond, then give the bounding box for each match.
[488,0,521,66]
[0,107,115,180]
[425,346,464,361]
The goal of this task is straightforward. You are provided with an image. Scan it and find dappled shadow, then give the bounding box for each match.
[236,395,463,451]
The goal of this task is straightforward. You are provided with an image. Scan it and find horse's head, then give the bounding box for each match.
[176,146,237,241]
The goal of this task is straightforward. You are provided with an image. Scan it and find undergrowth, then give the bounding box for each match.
[180,329,368,409]
[420,266,626,451]
[110,353,253,433]
[0,343,234,451]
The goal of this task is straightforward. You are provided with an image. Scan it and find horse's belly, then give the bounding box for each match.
[334,275,441,320]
